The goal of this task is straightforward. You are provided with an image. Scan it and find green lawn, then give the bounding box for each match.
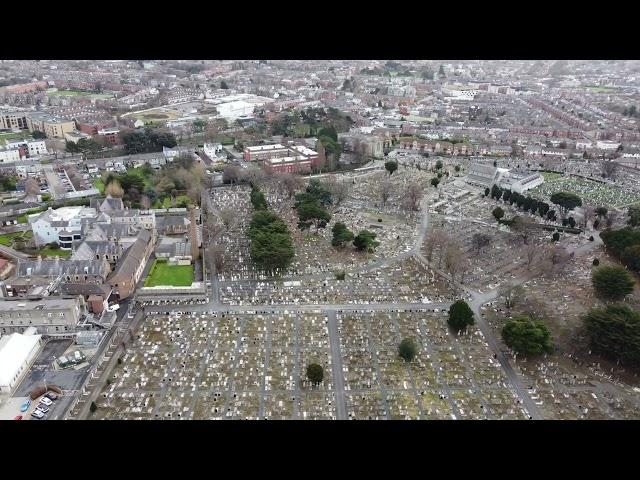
[29,248,72,258]
[93,178,105,194]
[144,260,193,287]
[0,132,31,146]
[46,89,113,100]
[0,231,32,246]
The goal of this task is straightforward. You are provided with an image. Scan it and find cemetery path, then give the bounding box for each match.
[326,310,347,420]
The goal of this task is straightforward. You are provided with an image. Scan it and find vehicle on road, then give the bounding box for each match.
[36,404,50,414]
[20,399,31,412]
[40,397,53,406]
[31,410,45,419]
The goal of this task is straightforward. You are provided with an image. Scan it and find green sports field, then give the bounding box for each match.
[144,260,193,287]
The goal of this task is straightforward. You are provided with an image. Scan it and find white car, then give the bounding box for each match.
[31,409,45,419]
[35,404,49,414]
[107,304,120,312]
[39,397,53,406]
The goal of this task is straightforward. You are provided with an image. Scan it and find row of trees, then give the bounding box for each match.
[248,187,294,274]
[121,127,177,155]
[600,228,640,275]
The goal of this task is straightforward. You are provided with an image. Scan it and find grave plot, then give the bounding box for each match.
[338,314,370,351]
[201,350,234,389]
[345,392,387,420]
[193,391,226,419]
[265,349,296,391]
[377,349,414,390]
[297,392,337,420]
[409,353,440,389]
[228,391,261,419]
[298,348,334,391]
[449,389,488,419]
[297,313,330,349]
[263,393,296,419]
[231,350,266,391]
[213,316,243,349]
[436,348,474,388]
[269,314,296,348]
[385,391,422,420]
[93,391,159,420]
[419,315,453,347]
[164,391,198,419]
[239,316,267,348]
[481,388,529,419]
[342,349,379,391]
[419,390,454,419]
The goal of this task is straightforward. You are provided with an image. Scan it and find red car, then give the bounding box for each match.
[14,415,23,420]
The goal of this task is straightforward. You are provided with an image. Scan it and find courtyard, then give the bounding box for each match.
[144,259,194,287]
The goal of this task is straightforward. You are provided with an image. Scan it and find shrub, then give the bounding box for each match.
[592,265,635,300]
[90,401,98,413]
[592,258,600,266]
[306,364,324,384]
[399,338,417,362]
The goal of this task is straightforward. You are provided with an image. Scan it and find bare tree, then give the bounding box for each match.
[510,215,536,245]
[140,194,151,210]
[243,166,267,188]
[579,205,595,229]
[499,282,525,311]
[524,243,542,270]
[380,179,393,207]
[105,179,124,198]
[403,182,423,211]
[277,172,305,199]
[424,230,445,262]
[601,160,619,179]
[218,208,236,231]
[323,176,349,206]
[437,233,453,269]
[471,233,491,256]
[444,241,463,282]
[223,165,241,185]
[605,210,618,228]
[547,245,574,273]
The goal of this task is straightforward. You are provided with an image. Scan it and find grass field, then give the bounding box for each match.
[28,247,72,258]
[0,230,33,247]
[93,178,105,194]
[46,89,113,100]
[0,131,30,146]
[144,260,193,287]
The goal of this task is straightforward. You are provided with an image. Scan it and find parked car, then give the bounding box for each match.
[107,304,120,312]
[31,409,45,419]
[20,399,31,412]
[36,404,49,414]
[45,392,58,401]
[39,397,53,406]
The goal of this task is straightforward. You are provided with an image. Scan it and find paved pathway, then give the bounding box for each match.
[326,310,347,420]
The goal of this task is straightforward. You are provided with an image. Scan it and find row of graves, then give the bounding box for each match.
[218,257,456,306]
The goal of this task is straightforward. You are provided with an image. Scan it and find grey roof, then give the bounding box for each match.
[16,259,109,278]
[58,283,112,298]
[108,229,152,280]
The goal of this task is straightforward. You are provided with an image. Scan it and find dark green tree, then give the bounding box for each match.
[448,300,475,332]
[306,364,324,384]
[502,315,553,356]
[435,160,443,170]
[550,192,582,219]
[332,222,354,247]
[584,304,640,366]
[430,177,440,188]
[592,265,635,300]
[492,206,505,222]
[353,230,380,252]
[384,160,398,176]
[398,338,418,362]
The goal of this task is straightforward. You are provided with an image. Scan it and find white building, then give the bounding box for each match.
[5,140,48,158]
[29,206,97,248]
[0,148,21,164]
[498,171,544,193]
[596,140,621,150]
[0,329,43,394]
[203,143,223,159]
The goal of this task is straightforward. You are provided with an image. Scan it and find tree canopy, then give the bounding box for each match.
[399,338,417,362]
[332,222,354,248]
[492,206,505,222]
[502,315,553,356]
[584,304,640,366]
[306,363,324,384]
[592,265,635,300]
[550,192,582,219]
[384,160,398,176]
[448,300,475,332]
[353,230,380,252]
